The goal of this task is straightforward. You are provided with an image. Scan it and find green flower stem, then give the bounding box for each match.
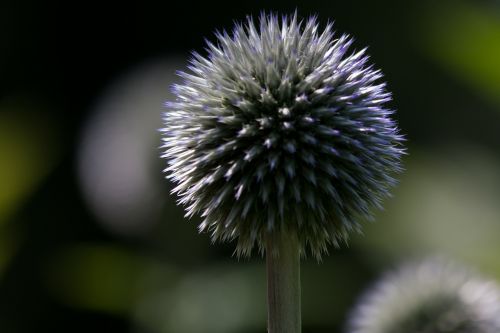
[266,231,301,333]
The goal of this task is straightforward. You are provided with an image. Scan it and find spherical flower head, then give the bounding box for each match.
[161,13,404,258]
[346,258,500,333]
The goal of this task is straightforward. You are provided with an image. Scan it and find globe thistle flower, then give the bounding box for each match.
[161,13,404,258]
[346,258,500,333]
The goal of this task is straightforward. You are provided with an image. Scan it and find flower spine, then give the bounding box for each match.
[161,13,404,258]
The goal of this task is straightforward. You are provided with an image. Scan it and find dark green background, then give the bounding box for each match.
[1,0,500,332]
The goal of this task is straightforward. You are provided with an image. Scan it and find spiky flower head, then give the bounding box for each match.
[347,258,500,333]
[161,13,404,258]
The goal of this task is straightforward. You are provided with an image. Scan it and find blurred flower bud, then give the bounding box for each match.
[347,258,500,333]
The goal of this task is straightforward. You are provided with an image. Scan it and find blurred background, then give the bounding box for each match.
[1,0,500,332]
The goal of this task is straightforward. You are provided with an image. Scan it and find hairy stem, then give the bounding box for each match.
[266,231,301,333]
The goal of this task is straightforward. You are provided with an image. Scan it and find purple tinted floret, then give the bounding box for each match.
[161,13,404,258]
